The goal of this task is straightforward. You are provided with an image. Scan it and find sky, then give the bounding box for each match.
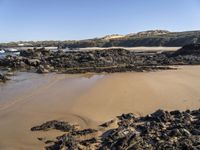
[0,0,200,42]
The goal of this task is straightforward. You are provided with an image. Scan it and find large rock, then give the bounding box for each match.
[173,44,200,56]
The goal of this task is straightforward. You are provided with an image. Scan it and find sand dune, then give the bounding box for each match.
[0,66,200,149]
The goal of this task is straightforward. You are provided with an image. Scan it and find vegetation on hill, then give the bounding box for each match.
[1,30,200,48]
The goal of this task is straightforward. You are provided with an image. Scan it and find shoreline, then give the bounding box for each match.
[0,66,200,149]
[0,44,200,81]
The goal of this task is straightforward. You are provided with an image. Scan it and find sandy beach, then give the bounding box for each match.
[0,66,200,149]
[79,46,180,52]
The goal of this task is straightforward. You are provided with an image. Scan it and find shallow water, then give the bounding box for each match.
[0,72,105,109]
[0,72,105,150]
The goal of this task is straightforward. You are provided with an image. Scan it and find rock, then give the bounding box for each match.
[173,44,200,56]
[100,119,117,128]
[36,65,49,73]
[80,137,98,146]
[40,48,51,56]
[20,49,35,57]
[117,113,136,120]
[151,109,171,122]
[31,120,79,132]
[170,110,182,116]
[46,134,79,150]
[71,129,98,136]
[27,59,40,66]
[191,129,200,135]
[169,129,182,137]
[31,108,200,150]
[1,45,200,75]
[180,128,191,137]
[0,73,9,82]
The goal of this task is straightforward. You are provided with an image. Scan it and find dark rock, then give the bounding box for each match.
[36,65,49,73]
[80,138,98,146]
[191,129,200,135]
[71,129,98,136]
[173,44,200,56]
[27,59,40,66]
[151,109,171,122]
[180,128,191,137]
[169,129,182,136]
[20,49,35,57]
[31,120,78,132]
[1,44,200,76]
[170,110,182,116]
[117,113,136,120]
[46,134,79,150]
[31,108,200,150]
[0,73,9,82]
[100,119,116,128]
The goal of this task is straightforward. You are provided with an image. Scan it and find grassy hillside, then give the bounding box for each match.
[1,30,200,48]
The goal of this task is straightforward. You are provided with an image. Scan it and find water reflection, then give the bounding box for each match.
[0,72,105,104]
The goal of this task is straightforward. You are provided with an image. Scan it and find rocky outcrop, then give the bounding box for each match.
[1,30,200,48]
[0,44,200,75]
[31,120,80,132]
[173,44,200,56]
[31,108,200,150]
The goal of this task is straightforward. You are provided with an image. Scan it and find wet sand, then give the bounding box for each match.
[79,46,180,52]
[0,66,200,149]
[71,66,200,121]
[0,73,105,150]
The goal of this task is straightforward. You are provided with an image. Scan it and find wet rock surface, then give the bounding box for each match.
[31,120,80,132]
[0,44,200,76]
[31,108,200,150]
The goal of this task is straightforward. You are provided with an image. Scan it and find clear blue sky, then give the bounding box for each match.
[0,0,200,42]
